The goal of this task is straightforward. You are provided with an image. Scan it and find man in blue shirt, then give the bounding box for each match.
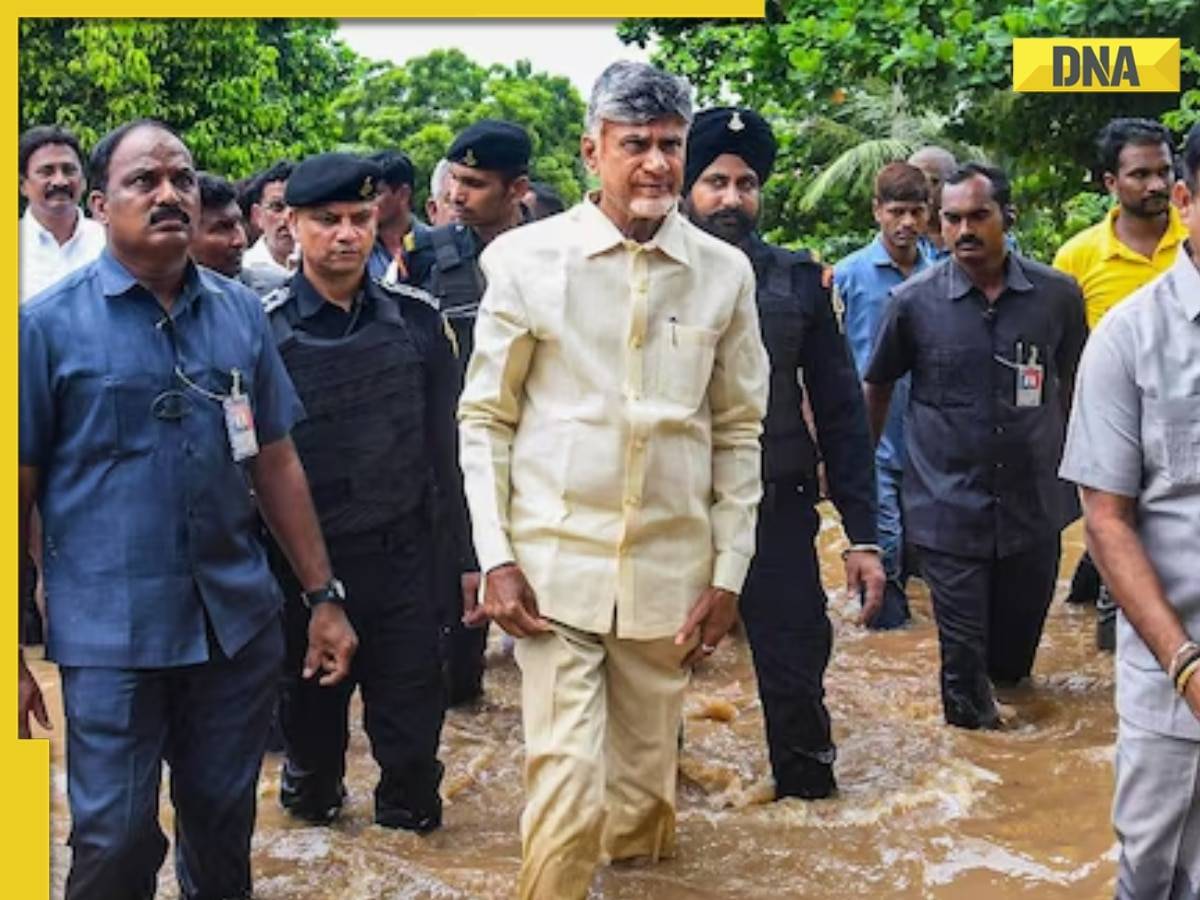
[834,162,932,628]
[18,119,358,900]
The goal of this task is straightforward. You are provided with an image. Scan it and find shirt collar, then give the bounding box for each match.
[947,251,1033,300]
[294,267,367,319]
[97,248,204,313]
[1099,203,1189,261]
[867,234,928,273]
[578,192,690,266]
[1173,241,1200,322]
[22,205,81,245]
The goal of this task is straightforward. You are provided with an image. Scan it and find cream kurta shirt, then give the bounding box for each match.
[458,197,769,640]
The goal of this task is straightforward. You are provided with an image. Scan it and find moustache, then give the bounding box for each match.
[955,237,983,249]
[44,186,73,200]
[150,206,190,226]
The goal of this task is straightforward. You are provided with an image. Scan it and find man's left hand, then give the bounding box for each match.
[675,586,740,667]
[303,602,358,686]
[846,550,886,626]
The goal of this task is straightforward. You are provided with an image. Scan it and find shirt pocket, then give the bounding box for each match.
[110,374,162,457]
[1149,396,1200,485]
[931,348,976,408]
[658,323,720,410]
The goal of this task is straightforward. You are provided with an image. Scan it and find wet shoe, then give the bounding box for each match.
[375,763,444,833]
[280,764,346,825]
[775,758,837,800]
[374,802,442,833]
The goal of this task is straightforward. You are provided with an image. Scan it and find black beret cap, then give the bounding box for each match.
[684,107,777,194]
[447,120,531,173]
[284,152,382,207]
[369,150,415,188]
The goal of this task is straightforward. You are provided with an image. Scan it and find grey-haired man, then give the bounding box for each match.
[458,61,769,898]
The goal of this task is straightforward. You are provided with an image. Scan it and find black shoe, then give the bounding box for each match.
[280,763,346,825]
[775,756,837,800]
[374,763,444,833]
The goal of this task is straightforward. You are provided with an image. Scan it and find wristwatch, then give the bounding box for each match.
[301,577,346,610]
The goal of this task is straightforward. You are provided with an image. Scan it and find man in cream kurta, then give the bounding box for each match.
[458,61,769,899]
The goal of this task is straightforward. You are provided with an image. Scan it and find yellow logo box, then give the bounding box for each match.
[1013,38,1180,93]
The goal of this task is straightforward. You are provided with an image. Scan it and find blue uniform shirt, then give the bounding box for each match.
[20,250,305,668]
[834,235,931,470]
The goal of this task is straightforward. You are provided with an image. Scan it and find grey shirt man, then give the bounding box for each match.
[1059,244,1200,742]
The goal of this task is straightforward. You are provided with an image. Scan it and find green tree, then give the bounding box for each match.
[334,50,588,209]
[622,1,1200,261]
[19,19,357,178]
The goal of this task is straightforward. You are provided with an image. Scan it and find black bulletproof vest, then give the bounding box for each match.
[273,297,428,538]
[756,246,820,485]
[426,227,486,373]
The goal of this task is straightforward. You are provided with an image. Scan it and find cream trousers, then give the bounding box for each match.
[514,621,691,900]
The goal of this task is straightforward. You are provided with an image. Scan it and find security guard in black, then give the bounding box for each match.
[263,152,472,831]
[683,107,884,800]
[400,119,532,706]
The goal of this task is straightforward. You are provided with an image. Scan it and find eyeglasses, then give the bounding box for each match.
[262,200,287,213]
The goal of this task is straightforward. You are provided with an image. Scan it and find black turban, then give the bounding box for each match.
[684,107,777,194]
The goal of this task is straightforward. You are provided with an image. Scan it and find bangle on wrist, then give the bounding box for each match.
[1168,640,1200,683]
[1176,657,1200,696]
[841,543,882,560]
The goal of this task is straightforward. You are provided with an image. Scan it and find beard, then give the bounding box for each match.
[1123,193,1170,218]
[691,206,757,245]
[628,194,677,221]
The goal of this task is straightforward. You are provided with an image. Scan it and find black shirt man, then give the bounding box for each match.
[865,163,1087,730]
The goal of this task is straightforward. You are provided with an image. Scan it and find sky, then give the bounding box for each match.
[335,21,651,97]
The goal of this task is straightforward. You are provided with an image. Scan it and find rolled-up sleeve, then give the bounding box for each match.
[19,309,55,468]
[1058,318,1141,498]
[707,262,769,593]
[457,249,537,573]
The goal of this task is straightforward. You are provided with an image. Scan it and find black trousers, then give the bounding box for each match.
[739,483,836,798]
[918,539,1061,729]
[276,521,445,826]
[432,488,487,706]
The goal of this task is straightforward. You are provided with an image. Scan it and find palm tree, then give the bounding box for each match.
[793,78,966,212]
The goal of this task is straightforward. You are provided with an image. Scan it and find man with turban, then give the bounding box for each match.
[682,106,885,799]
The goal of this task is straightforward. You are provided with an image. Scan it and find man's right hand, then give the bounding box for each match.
[18,653,51,739]
[482,564,550,638]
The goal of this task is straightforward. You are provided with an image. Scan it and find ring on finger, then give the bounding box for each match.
[701,643,717,655]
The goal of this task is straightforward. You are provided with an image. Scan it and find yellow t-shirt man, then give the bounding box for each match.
[1053,203,1188,329]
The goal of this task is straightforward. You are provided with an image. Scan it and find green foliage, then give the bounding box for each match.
[333,50,588,210]
[622,0,1200,262]
[20,19,356,178]
[19,23,590,210]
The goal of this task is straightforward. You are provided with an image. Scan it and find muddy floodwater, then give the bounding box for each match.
[34,513,1118,898]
